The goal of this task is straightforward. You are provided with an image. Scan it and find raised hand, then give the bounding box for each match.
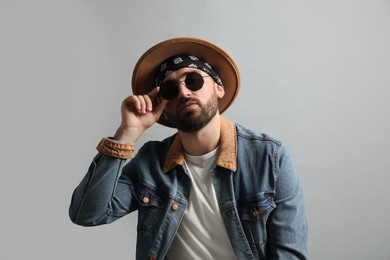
[113,87,168,143]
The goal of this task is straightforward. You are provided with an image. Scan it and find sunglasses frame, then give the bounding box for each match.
[159,71,210,100]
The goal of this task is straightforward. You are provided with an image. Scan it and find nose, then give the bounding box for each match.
[176,82,191,98]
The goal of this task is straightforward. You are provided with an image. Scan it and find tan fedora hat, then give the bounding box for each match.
[131,37,240,127]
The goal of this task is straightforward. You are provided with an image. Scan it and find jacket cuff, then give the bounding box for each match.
[96,137,135,159]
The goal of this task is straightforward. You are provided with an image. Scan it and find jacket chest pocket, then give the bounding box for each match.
[131,184,166,235]
[237,193,276,257]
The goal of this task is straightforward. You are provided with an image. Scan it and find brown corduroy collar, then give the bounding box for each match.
[162,116,237,173]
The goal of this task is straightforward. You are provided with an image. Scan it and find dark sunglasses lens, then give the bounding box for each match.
[160,81,178,100]
[159,72,205,100]
[185,72,204,91]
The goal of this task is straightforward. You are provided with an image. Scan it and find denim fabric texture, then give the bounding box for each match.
[69,118,308,260]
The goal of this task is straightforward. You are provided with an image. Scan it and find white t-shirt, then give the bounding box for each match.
[166,147,237,260]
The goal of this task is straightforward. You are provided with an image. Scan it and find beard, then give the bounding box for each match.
[172,92,219,133]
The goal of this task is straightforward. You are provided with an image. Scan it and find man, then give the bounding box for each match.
[69,37,308,259]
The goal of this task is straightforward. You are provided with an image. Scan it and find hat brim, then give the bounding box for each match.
[131,37,240,127]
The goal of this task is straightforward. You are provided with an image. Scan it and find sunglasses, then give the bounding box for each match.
[159,72,210,100]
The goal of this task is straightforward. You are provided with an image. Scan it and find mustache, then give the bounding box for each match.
[176,97,201,110]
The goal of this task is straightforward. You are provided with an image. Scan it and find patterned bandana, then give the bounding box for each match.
[155,54,224,87]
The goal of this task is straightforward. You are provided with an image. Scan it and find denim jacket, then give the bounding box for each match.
[69,117,308,259]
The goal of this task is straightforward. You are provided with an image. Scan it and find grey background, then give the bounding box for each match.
[1,0,390,259]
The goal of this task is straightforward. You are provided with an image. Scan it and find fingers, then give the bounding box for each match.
[148,87,160,99]
[123,87,161,114]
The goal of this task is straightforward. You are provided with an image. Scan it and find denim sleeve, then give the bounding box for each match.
[68,153,138,226]
[266,145,308,259]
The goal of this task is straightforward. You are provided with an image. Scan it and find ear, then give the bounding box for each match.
[215,84,225,99]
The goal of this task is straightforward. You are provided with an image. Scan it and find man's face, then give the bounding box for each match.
[161,67,225,132]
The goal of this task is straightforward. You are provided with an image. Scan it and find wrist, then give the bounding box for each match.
[113,126,142,143]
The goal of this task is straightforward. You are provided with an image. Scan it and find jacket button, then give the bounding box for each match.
[252,210,261,218]
[142,197,150,204]
[171,203,179,211]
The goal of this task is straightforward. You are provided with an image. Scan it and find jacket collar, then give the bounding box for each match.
[162,116,237,173]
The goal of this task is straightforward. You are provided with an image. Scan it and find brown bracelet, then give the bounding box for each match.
[96,138,135,159]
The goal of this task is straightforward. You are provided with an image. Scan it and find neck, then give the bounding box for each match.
[178,114,221,156]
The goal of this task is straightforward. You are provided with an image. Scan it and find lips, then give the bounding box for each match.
[177,99,198,112]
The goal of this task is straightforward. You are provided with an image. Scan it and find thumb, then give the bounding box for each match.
[153,99,169,120]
